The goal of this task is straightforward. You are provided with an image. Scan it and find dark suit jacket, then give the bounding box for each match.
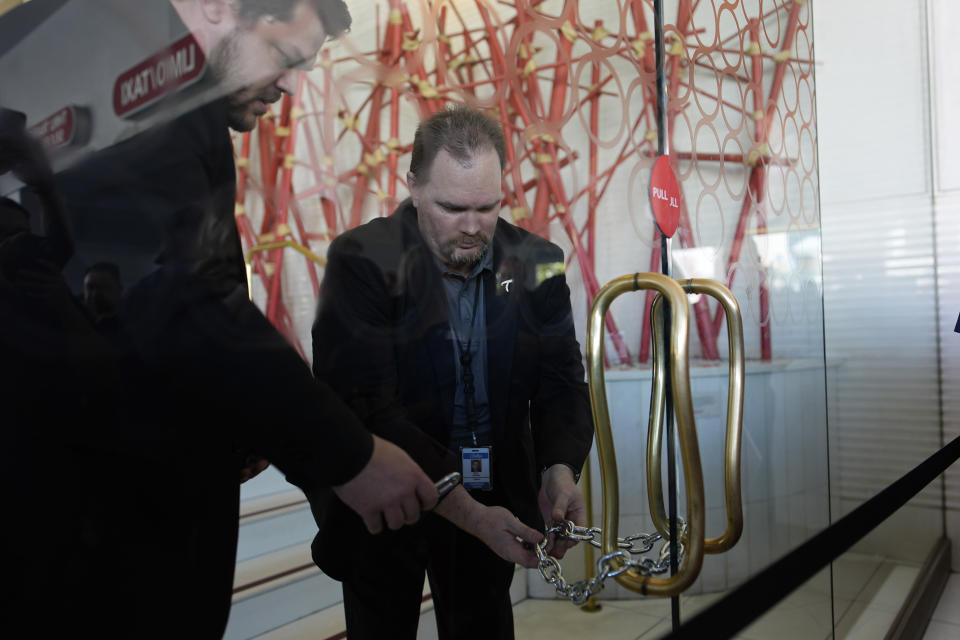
[42,101,374,637]
[310,199,593,576]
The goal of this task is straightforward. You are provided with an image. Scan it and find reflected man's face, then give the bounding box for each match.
[83,270,123,320]
[210,2,327,131]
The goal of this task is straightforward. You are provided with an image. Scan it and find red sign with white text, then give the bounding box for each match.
[28,107,74,149]
[649,155,681,238]
[112,34,206,118]
[27,106,91,150]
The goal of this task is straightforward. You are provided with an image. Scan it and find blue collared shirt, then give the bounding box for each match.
[438,248,494,449]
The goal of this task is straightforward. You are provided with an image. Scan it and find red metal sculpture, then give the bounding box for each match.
[234,0,815,365]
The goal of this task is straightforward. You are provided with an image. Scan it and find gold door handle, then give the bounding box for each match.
[587,273,705,597]
[648,279,744,554]
[243,240,327,300]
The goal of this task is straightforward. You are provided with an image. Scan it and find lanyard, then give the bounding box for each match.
[450,275,483,446]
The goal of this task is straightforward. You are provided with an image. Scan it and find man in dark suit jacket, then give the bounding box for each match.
[4,2,437,636]
[311,106,594,639]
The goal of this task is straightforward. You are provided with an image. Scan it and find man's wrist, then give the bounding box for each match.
[541,462,581,484]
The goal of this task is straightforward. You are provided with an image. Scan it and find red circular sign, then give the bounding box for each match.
[649,155,681,238]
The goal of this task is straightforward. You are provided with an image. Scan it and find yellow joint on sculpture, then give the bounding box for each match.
[319,58,332,69]
[323,175,337,186]
[592,25,609,41]
[745,42,761,56]
[357,163,369,176]
[639,31,653,41]
[450,54,476,72]
[275,126,291,137]
[261,111,274,120]
[561,21,577,43]
[283,155,296,169]
[389,9,402,25]
[438,33,450,44]
[511,206,530,222]
[536,261,565,285]
[321,155,334,166]
[542,134,555,143]
[645,130,658,142]
[258,232,275,243]
[236,157,249,168]
[363,152,378,167]
[773,50,791,63]
[522,58,537,78]
[290,106,306,119]
[519,43,529,59]
[386,138,401,150]
[234,203,246,216]
[747,144,769,166]
[555,203,566,213]
[341,114,356,130]
[632,40,646,57]
[668,39,684,56]
[751,109,764,121]
[418,80,440,99]
[402,36,419,51]
[276,224,291,236]
[264,263,276,277]
[376,190,389,203]
[535,153,553,164]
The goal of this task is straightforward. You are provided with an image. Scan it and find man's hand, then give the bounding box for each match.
[468,504,543,568]
[537,464,586,558]
[239,456,270,484]
[333,435,438,535]
[433,486,542,568]
[0,120,53,189]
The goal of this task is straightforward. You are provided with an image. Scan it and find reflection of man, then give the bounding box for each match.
[172,0,329,132]
[311,107,594,638]
[23,1,437,636]
[82,262,123,326]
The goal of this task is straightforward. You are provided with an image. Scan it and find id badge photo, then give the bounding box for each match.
[460,446,492,491]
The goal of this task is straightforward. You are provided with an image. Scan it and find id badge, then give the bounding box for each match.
[460,446,492,491]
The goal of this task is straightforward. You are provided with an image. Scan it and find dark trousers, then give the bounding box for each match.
[341,515,516,639]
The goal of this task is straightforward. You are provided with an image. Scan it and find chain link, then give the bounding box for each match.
[534,520,687,605]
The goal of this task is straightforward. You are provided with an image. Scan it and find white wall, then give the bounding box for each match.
[930,0,960,569]
[814,0,957,565]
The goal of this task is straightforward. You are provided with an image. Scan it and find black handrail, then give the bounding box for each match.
[667,434,960,639]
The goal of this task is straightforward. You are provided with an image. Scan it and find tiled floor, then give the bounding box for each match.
[252,557,954,639]
[922,573,960,640]
[507,555,922,640]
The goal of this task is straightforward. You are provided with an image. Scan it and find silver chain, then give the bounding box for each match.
[534,520,687,605]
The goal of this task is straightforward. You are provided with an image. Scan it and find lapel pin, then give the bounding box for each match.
[499,278,513,293]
